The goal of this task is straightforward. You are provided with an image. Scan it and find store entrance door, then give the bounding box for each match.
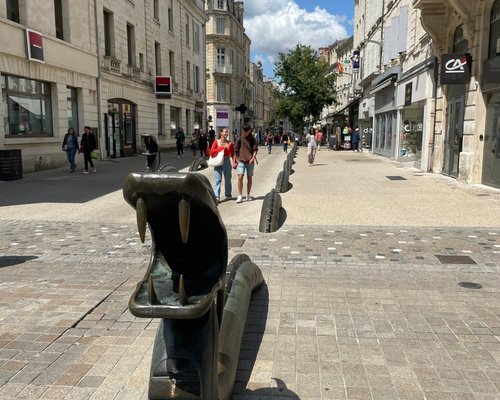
[104,99,136,158]
[443,96,464,177]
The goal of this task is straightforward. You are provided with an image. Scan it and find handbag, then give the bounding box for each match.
[90,150,99,160]
[207,150,224,167]
[62,144,68,151]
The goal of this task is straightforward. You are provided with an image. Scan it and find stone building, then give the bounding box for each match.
[319,37,357,149]
[415,0,500,188]
[205,0,251,139]
[352,0,500,188]
[0,0,207,172]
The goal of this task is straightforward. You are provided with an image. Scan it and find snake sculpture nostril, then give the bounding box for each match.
[123,172,263,399]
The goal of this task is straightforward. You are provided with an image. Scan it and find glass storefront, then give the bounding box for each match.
[374,111,397,156]
[400,105,424,161]
[483,91,500,188]
[105,99,136,158]
[1,75,53,136]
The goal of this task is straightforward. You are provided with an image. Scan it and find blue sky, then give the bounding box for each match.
[243,0,354,77]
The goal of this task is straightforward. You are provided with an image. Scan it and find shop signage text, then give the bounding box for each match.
[441,54,472,84]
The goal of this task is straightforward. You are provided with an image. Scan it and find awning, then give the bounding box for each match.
[336,98,360,115]
[370,78,396,95]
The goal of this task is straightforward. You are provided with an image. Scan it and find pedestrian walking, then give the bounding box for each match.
[306,127,317,166]
[175,128,185,158]
[80,126,97,174]
[235,125,258,203]
[208,126,216,148]
[62,127,79,173]
[352,128,361,152]
[210,128,236,202]
[190,132,198,157]
[315,130,324,151]
[265,129,273,154]
[281,129,289,153]
[198,129,208,158]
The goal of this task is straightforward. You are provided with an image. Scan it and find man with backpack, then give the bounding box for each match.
[234,125,258,203]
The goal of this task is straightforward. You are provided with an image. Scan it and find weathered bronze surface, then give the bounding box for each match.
[123,172,263,399]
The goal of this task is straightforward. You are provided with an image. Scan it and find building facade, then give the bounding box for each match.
[205,0,250,139]
[319,37,357,149]
[1,0,207,171]
[415,0,500,188]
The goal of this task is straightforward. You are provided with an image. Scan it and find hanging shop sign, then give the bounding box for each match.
[441,54,472,84]
[154,76,172,98]
[404,82,412,106]
[26,29,44,63]
[351,50,360,72]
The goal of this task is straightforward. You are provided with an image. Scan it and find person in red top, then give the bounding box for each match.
[210,127,236,202]
[315,130,324,151]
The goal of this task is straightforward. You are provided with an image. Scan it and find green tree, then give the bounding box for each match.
[273,44,336,133]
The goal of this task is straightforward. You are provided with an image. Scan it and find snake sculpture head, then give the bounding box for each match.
[123,172,263,400]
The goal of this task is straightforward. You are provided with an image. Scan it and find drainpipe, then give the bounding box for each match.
[427,57,439,172]
[93,0,104,158]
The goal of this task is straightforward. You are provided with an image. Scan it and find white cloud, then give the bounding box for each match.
[243,1,349,76]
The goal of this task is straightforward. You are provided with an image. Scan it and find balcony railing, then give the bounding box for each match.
[127,65,141,79]
[214,64,232,74]
[103,56,121,74]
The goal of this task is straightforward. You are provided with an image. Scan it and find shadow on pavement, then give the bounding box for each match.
[245,378,300,399]
[0,152,194,206]
[0,255,39,268]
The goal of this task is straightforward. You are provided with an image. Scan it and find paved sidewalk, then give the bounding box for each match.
[0,148,499,400]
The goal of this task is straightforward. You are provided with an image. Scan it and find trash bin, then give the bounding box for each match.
[0,149,23,180]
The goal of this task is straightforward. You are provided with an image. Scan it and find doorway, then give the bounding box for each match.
[104,99,137,158]
[443,96,465,177]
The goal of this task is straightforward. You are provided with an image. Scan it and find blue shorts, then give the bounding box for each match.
[236,161,255,177]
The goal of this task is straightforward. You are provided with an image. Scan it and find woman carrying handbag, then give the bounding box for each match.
[209,127,236,202]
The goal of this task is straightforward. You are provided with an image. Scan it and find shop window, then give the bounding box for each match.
[170,106,179,137]
[489,0,500,59]
[6,0,20,23]
[67,87,78,132]
[482,92,500,188]
[2,75,53,137]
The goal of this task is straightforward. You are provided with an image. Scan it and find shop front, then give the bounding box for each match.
[371,67,400,158]
[481,0,500,188]
[358,95,374,150]
[395,58,436,170]
[104,99,137,158]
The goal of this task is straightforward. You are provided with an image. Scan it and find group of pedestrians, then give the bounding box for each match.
[265,128,291,154]
[210,125,258,204]
[62,126,98,174]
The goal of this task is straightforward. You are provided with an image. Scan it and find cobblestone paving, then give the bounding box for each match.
[0,221,499,399]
